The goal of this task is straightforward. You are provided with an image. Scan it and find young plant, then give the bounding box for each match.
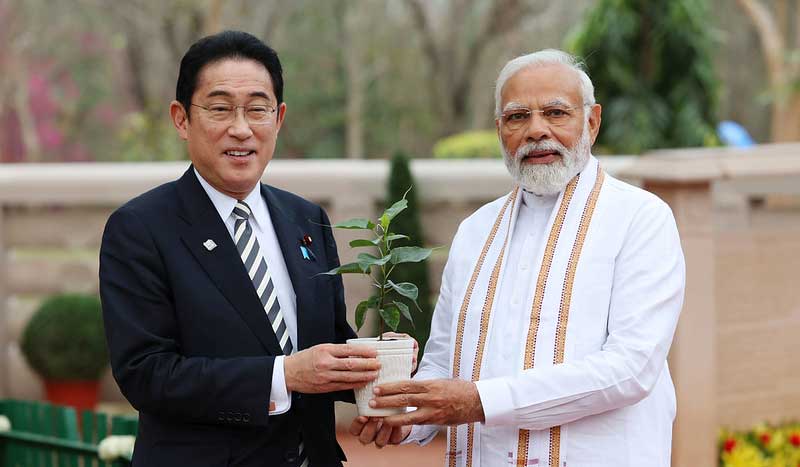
[325,189,433,340]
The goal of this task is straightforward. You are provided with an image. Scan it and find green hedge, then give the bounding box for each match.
[433,130,502,159]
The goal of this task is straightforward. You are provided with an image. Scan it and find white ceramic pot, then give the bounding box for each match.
[346,337,415,417]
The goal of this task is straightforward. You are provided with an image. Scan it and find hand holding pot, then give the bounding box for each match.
[346,337,416,416]
[349,416,411,448]
[284,343,380,393]
[371,378,485,426]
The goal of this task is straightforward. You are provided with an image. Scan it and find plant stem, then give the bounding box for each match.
[377,226,387,340]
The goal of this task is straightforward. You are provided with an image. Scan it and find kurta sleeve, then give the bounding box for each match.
[403,226,463,445]
[475,199,685,430]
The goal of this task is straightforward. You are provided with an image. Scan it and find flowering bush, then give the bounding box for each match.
[720,422,800,467]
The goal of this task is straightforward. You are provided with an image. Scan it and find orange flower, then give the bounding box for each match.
[790,432,800,447]
[759,432,771,445]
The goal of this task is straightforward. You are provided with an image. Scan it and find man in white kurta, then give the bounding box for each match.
[350,49,684,467]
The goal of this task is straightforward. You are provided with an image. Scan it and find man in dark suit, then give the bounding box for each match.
[99,30,380,467]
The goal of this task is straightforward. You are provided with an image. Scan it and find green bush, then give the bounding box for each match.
[21,293,108,381]
[433,130,502,158]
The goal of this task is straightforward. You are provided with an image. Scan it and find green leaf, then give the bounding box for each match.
[393,301,415,329]
[355,300,369,331]
[379,306,401,332]
[379,198,408,230]
[334,218,375,230]
[355,296,381,331]
[349,239,376,248]
[387,280,418,301]
[322,262,368,275]
[357,253,391,267]
[385,234,409,242]
[390,246,433,265]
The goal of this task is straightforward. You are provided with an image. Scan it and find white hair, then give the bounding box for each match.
[494,49,595,116]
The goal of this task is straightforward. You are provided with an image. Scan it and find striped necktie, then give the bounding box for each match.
[233,201,308,467]
[232,201,293,355]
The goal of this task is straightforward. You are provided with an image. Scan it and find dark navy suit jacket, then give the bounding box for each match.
[99,167,356,467]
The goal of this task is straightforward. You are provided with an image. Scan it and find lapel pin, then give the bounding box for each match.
[203,239,217,251]
[299,235,316,261]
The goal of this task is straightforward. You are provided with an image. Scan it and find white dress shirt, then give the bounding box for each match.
[195,169,294,415]
[478,190,556,463]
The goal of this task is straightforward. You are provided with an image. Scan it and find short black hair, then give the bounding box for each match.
[175,30,283,118]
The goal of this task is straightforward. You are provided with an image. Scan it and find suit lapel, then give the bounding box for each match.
[175,168,283,355]
[262,185,320,351]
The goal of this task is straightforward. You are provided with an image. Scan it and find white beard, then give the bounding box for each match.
[502,123,592,195]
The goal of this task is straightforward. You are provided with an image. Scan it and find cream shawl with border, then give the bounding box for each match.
[446,156,605,467]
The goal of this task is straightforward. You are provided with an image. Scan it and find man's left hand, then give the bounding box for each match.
[369,379,485,426]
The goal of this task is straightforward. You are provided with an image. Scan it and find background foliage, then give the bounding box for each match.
[0,0,793,161]
[569,0,721,154]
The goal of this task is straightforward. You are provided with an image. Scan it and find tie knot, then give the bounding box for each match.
[233,201,252,220]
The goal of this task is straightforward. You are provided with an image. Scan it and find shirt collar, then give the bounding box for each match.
[194,168,267,227]
[521,188,558,210]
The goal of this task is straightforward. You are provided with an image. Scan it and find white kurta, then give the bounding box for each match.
[406,157,685,467]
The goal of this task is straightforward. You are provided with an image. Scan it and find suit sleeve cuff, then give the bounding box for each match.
[475,377,515,427]
[269,356,291,415]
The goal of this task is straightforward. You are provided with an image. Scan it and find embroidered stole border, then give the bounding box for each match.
[447,166,604,467]
[447,189,519,467]
[516,169,605,467]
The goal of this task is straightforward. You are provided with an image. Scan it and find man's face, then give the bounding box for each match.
[170,58,286,199]
[496,64,601,194]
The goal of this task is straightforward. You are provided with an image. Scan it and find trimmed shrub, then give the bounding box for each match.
[384,152,433,359]
[433,130,502,158]
[21,293,108,381]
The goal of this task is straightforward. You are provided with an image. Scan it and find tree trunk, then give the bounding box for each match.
[13,65,41,162]
[342,4,366,159]
[737,0,800,141]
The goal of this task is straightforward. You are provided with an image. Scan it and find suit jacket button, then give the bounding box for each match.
[243,413,251,422]
[234,412,241,422]
[284,452,297,463]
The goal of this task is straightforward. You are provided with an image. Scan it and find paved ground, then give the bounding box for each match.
[338,430,446,466]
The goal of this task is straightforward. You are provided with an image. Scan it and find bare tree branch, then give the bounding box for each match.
[736,0,785,88]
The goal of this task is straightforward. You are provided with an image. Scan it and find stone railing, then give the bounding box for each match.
[2,148,800,467]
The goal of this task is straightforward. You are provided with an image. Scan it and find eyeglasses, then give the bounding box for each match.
[498,104,590,131]
[191,103,277,125]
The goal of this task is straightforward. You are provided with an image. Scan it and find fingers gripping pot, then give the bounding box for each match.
[347,337,415,416]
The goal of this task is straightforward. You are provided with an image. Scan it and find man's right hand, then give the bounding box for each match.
[349,416,411,448]
[284,343,381,393]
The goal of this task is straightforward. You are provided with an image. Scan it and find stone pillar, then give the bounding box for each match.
[644,181,717,467]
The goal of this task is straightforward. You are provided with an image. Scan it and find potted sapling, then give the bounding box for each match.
[325,190,434,416]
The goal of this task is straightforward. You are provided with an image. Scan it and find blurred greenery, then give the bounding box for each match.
[433,130,502,158]
[568,0,721,154]
[0,0,781,162]
[1,1,601,162]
